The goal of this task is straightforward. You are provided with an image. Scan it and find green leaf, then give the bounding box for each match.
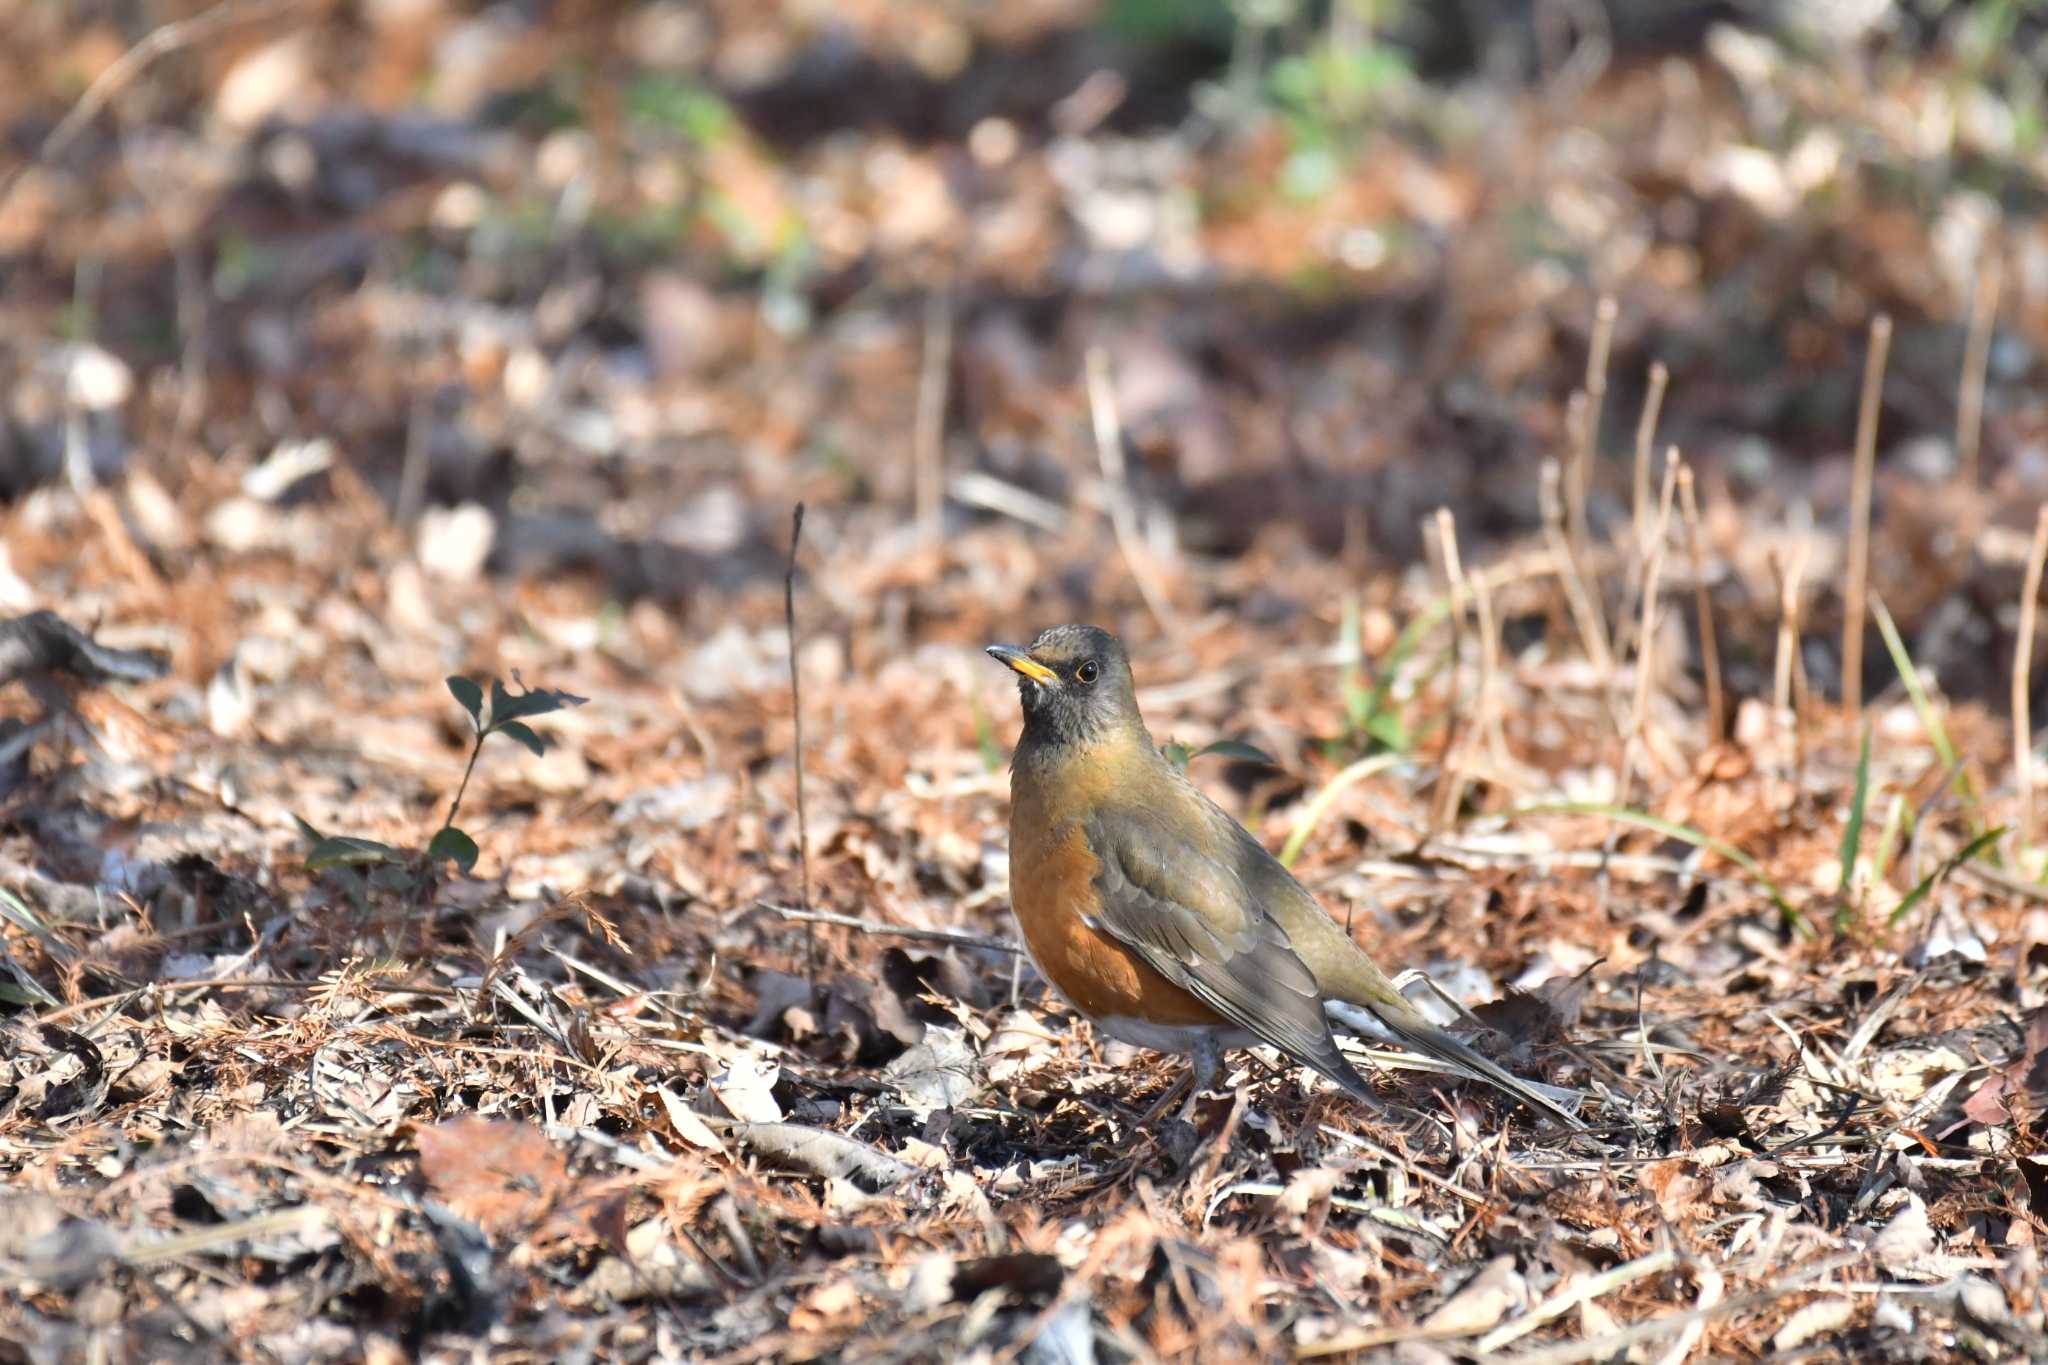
[495,720,547,757]
[0,887,47,937]
[1162,741,1193,771]
[1195,740,1277,767]
[427,826,480,875]
[1871,596,1984,837]
[291,814,326,844]
[1837,725,1873,926]
[305,836,407,871]
[446,676,485,728]
[488,677,588,726]
[1890,827,2005,926]
[1520,802,1807,935]
[1362,709,1409,753]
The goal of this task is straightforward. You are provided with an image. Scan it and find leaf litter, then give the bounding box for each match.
[1,3,2047,1361]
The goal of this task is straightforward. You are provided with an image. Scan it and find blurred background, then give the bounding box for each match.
[6,3,2045,673]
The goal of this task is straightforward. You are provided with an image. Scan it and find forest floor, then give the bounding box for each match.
[1,2,2046,1361]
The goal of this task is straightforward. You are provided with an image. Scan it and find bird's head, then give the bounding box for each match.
[984,624,1144,751]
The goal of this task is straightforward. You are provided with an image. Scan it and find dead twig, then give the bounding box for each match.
[782,505,815,979]
[1843,313,1892,720]
[1632,361,1669,555]
[0,0,306,211]
[1677,465,1724,744]
[1084,346,1182,638]
[762,905,1020,955]
[1958,251,2003,490]
[2014,504,2048,865]
[1540,456,1615,675]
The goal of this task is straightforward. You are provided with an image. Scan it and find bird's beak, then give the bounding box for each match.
[985,643,1059,688]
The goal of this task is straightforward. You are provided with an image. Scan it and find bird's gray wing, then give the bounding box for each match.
[1081,806,1372,1098]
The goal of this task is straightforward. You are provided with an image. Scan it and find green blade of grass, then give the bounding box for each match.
[1870,595,1985,836]
[1520,802,1806,933]
[1836,725,1873,926]
[1889,826,2005,926]
[1278,754,1405,869]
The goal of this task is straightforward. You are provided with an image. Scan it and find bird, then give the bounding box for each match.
[985,623,1584,1129]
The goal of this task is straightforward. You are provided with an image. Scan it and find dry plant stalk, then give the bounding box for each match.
[913,288,955,540]
[1632,361,1669,554]
[1842,313,1893,720]
[1569,295,1618,560]
[1540,455,1614,674]
[1677,465,1725,744]
[1084,345,1181,637]
[783,504,816,978]
[1772,542,1813,799]
[2013,504,2048,862]
[1618,448,1681,807]
[1464,521,1515,779]
[1562,388,1612,654]
[1427,508,1472,839]
[1958,252,2003,490]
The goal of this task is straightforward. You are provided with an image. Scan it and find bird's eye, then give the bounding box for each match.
[1076,659,1100,685]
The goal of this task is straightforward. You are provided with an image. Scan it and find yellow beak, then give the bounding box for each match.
[985,644,1059,687]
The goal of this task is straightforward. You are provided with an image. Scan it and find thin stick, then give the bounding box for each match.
[1085,346,1181,637]
[2013,504,2048,864]
[1632,361,1669,554]
[1540,456,1614,673]
[1772,542,1812,802]
[1619,449,1681,807]
[763,905,1018,955]
[1562,389,1612,653]
[1463,519,1514,779]
[912,288,956,540]
[0,0,305,212]
[1431,508,1474,830]
[1843,313,1893,720]
[783,504,815,979]
[1958,252,2003,490]
[1570,296,1618,561]
[1677,466,1724,744]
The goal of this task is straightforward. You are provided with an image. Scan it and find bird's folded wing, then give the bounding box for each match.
[1082,808,1370,1096]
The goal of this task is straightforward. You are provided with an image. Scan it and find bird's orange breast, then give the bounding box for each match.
[1008,798,1222,1029]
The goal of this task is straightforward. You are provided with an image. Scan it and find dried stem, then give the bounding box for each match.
[1618,448,1681,808]
[1632,361,1669,555]
[1958,252,2003,490]
[1569,295,1617,561]
[0,0,305,212]
[1562,388,1612,655]
[2014,504,2048,863]
[1677,465,1725,745]
[1431,507,1478,826]
[1540,455,1614,674]
[913,288,956,541]
[1843,313,1893,720]
[1772,542,1812,802]
[783,503,815,979]
[1084,346,1181,637]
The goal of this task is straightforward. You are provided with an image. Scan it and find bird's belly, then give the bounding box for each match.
[1009,821,1222,1031]
[1087,1013,1253,1055]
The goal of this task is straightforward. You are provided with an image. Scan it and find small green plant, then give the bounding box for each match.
[1891,827,2005,928]
[1327,593,1444,758]
[1834,725,1873,930]
[1523,802,1807,935]
[298,675,586,904]
[1163,739,1277,771]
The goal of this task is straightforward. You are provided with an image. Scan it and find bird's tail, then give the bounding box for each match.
[1326,997,1588,1131]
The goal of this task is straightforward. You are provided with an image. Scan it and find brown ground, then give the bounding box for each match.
[1,2,2045,1361]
